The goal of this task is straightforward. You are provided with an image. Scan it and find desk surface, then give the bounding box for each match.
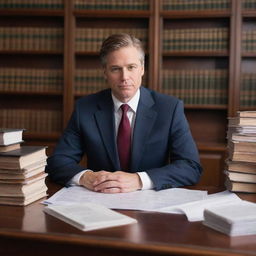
[0,183,256,256]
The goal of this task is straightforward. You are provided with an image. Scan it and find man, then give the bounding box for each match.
[46,33,202,193]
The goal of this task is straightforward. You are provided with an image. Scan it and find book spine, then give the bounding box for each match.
[162,0,230,11]
[74,0,149,10]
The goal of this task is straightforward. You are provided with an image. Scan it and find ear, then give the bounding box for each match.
[141,65,145,76]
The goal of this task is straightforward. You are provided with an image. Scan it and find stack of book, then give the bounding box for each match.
[0,128,48,206]
[226,111,256,193]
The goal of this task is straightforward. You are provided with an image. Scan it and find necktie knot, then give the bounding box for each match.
[121,104,129,114]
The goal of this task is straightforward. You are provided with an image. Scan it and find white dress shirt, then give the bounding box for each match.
[71,89,154,190]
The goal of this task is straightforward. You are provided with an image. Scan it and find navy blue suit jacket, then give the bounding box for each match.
[46,87,202,190]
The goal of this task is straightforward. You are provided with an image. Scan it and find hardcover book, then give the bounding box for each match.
[0,146,47,169]
[0,128,24,146]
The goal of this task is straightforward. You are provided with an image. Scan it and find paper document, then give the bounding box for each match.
[154,190,242,222]
[44,186,208,211]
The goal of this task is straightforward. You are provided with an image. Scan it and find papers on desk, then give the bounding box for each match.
[44,186,208,211]
[153,190,242,222]
[44,186,255,231]
[44,203,137,231]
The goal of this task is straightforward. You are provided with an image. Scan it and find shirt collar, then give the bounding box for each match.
[112,88,140,113]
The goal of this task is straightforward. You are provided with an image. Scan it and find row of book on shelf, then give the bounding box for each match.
[75,0,149,10]
[242,30,256,52]
[162,69,228,106]
[75,28,148,52]
[0,26,256,53]
[226,111,256,193]
[1,0,256,11]
[162,0,231,10]
[0,109,62,133]
[163,28,229,52]
[163,0,256,11]
[0,27,63,51]
[0,128,48,206]
[0,68,63,93]
[0,0,64,9]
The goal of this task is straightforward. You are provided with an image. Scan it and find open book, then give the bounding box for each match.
[44,203,137,231]
[203,201,256,236]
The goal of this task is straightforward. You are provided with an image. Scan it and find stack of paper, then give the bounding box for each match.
[44,203,137,231]
[203,201,256,236]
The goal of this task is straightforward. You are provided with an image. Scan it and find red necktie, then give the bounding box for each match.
[117,104,131,171]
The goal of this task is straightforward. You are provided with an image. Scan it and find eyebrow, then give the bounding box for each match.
[109,63,139,68]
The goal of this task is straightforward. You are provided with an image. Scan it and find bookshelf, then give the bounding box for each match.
[0,0,255,188]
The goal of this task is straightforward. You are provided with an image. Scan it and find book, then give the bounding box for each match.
[226,160,256,174]
[238,111,256,118]
[231,133,256,142]
[229,141,256,152]
[0,188,48,206]
[225,178,256,193]
[0,142,21,153]
[228,117,256,126]
[229,151,256,163]
[0,146,47,169]
[203,201,256,236]
[225,170,256,183]
[0,162,46,180]
[0,128,24,146]
[0,175,47,196]
[0,172,47,184]
[44,203,137,231]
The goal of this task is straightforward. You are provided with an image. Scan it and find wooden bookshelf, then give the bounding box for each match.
[0,0,255,187]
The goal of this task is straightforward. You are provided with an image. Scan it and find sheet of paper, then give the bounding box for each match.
[43,186,208,211]
[154,190,242,222]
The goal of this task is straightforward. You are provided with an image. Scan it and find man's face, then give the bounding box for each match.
[103,46,144,103]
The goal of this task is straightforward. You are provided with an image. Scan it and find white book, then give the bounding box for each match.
[44,203,137,231]
[203,201,256,236]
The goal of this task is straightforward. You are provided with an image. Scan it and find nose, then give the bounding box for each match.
[121,68,129,80]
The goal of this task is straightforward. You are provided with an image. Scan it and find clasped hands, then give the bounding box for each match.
[79,170,142,193]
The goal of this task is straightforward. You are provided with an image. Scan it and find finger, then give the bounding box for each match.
[100,187,121,194]
[93,172,118,186]
[94,180,120,191]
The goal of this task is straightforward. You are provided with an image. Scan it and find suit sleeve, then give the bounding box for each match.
[146,100,203,191]
[46,103,86,186]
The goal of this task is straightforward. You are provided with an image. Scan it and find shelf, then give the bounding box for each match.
[185,104,228,110]
[197,142,227,152]
[239,106,256,111]
[0,9,64,16]
[161,10,231,19]
[0,91,63,96]
[0,50,63,55]
[73,10,151,18]
[242,53,256,57]
[162,51,229,57]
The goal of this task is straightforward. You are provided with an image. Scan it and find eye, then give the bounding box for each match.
[110,67,121,73]
[127,65,137,71]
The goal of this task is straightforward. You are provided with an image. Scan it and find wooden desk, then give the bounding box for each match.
[0,183,256,256]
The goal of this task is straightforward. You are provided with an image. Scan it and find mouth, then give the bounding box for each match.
[118,84,131,89]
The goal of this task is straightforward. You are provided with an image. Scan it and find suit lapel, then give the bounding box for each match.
[94,91,120,170]
[131,88,157,171]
